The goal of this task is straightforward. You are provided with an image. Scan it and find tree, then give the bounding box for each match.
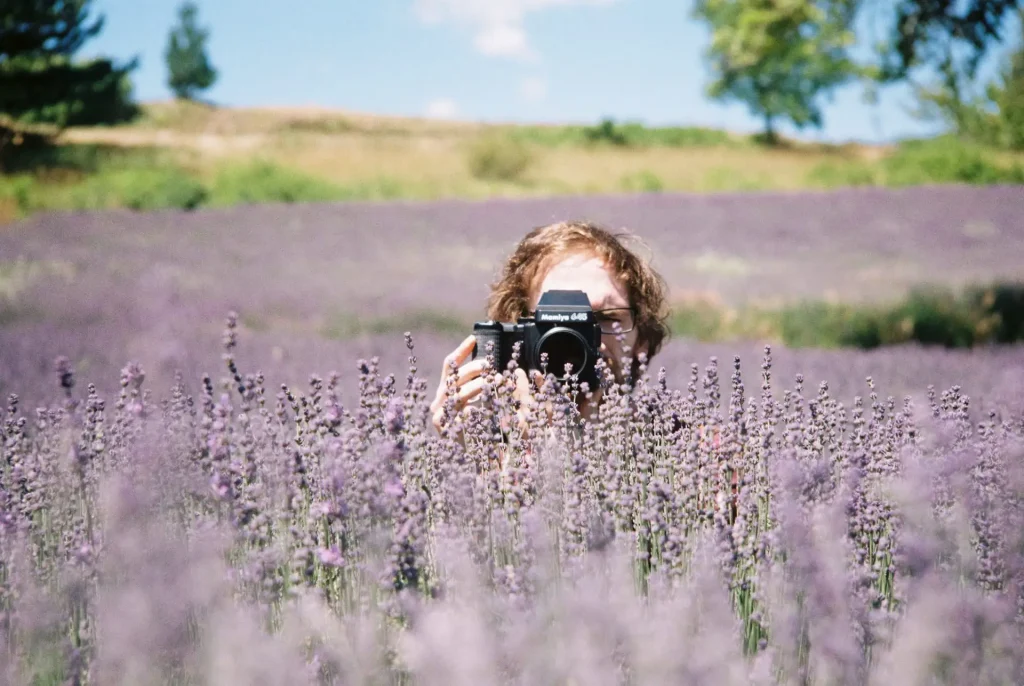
[998,17,1024,148]
[694,0,860,141]
[877,0,1023,82]
[0,0,138,135]
[914,9,1024,149]
[165,2,217,102]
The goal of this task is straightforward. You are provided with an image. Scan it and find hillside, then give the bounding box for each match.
[4,101,1021,224]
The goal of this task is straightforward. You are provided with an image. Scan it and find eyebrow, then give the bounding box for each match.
[593,297,628,310]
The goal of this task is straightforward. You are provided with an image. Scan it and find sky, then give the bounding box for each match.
[84,0,1020,144]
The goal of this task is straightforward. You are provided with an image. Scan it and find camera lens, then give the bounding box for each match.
[536,328,589,380]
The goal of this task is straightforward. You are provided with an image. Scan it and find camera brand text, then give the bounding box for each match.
[538,312,589,322]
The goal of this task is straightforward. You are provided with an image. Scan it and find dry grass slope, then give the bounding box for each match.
[56,101,893,197]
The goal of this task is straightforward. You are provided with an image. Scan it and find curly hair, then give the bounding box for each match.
[486,220,670,378]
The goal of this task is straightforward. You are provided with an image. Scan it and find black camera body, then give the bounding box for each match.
[472,289,601,389]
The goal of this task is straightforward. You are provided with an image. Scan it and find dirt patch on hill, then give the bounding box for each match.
[59,128,270,156]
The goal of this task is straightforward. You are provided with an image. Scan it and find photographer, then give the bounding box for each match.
[430,220,670,438]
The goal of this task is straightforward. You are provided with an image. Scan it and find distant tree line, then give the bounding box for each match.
[0,0,1020,159]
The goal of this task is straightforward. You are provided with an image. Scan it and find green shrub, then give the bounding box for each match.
[210,161,345,205]
[120,169,208,211]
[584,118,630,146]
[61,179,114,211]
[0,302,22,326]
[702,167,770,192]
[581,119,737,148]
[807,138,1024,190]
[0,175,37,218]
[335,176,408,201]
[466,134,533,182]
[665,281,1024,350]
[882,137,1024,186]
[666,301,728,341]
[322,309,470,339]
[620,170,665,193]
[513,122,736,149]
[624,124,735,147]
[508,126,590,147]
[68,167,207,211]
[805,162,878,188]
[1,143,195,217]
[277,117,357,135]
[964,283,1024,343]
[884,288,979,347]
[774,301,884,349]
[772,290,1001,349]
[1,142,166,176]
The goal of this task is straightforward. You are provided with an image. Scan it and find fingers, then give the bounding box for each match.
[430,332,501,432]
[447,359,491,390]
[511,368,555,437]
[433,376,488,416]
[431,340,548,436]
[512,368,544,403]
[513,368,529,393]
[433,358,493,409]
[433,336,486,405]
[441,335,477,379]
[519,368,544,388]
[455,377,488,406]
[431,377,489,431]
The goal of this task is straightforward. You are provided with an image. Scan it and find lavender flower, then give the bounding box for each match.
[0,318,1021,684]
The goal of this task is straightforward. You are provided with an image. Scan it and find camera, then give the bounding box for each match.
[471,289,602,389]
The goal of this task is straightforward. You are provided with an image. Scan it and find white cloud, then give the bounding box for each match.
[520,76,548,102]
[414,0,618,61]
[475,24,532,59]
[425,98,460,119]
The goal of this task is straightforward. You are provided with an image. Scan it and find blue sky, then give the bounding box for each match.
[85,0,1019,144]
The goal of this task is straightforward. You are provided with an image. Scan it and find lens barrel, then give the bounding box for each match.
[536,327,589,380]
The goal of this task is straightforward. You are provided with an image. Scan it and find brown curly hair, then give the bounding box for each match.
[486,220,670,379]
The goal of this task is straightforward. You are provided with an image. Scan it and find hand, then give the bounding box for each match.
[505,367,548,439]
[430,335,491,434]
[430,335,550,439]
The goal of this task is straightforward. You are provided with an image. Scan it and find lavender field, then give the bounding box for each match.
[1,186,1024,684]
[2,184,1024,408]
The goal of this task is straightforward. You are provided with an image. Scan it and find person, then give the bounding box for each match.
[430,220,670,438]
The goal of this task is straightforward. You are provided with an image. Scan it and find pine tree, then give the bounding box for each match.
[0,0,138,133]
[165,2,217,102]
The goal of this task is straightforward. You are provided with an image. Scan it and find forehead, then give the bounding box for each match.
[529,252,629,310]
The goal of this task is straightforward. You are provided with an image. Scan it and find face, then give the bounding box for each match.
[528,252,646,399]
